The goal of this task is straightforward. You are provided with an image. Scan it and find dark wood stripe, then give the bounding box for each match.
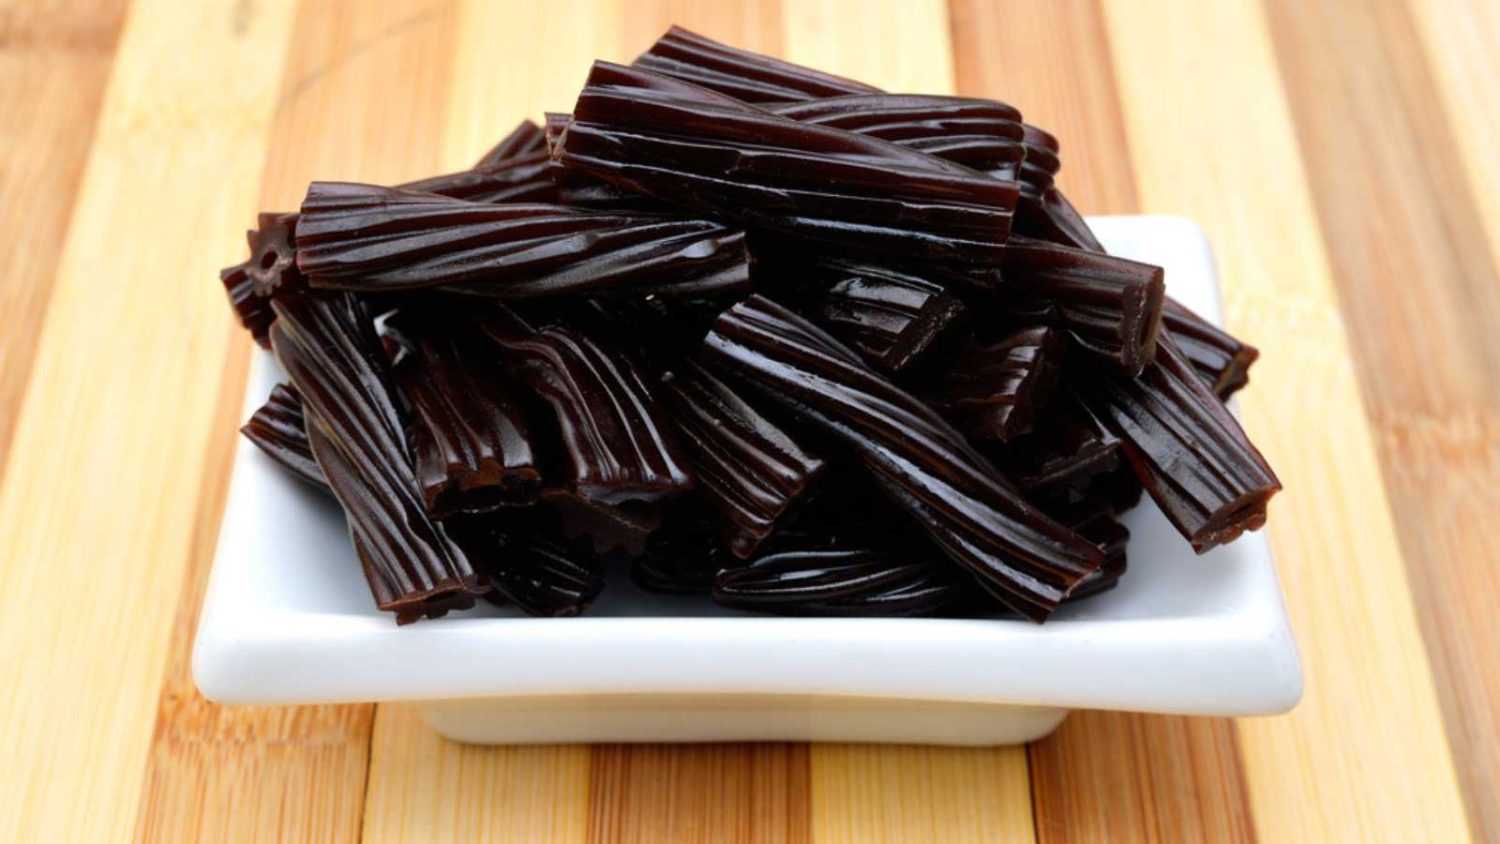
[131,1,462,839]
[1265,1,1500,838]
[0,0,130,476]
[949,1,1258,840]
[587,744,811,844]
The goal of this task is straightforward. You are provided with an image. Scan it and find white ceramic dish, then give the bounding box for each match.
[194,215,1301,745]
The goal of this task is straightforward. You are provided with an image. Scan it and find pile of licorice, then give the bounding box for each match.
[224,26,1278,625]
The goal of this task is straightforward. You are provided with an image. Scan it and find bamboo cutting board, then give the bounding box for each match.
[2,0,1496,840]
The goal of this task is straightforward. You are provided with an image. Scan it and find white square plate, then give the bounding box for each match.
[194,215,1301,745]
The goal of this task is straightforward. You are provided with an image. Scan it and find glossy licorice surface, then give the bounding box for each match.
[1163,296,1259,399]
[1083,332,1281,552]
[294,183,749,301]
[702,295,1101,621]
[479,307,694,506]
[241,382,327,490]
[219,212,304,347]
[632,507,728,593]
[712,548,959,616]
[808,258,967,373]
[988,392,1120,502]
[660,360,825,559]
[474,119,548,168]
[386,313,541,517]
[556,62,1019,261]
[770,95,1026,181]
[270,293,483,623]
[447,516,605,617]
[634,25,878,103]
[396,120,555,204]
[1049,497,1129,601]
[1002,236,1165,376]
[927,326,1064,443]
[1013,124,1105,252]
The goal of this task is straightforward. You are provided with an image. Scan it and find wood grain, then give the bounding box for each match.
[1264,2,1500,838]
[0,0,129,473]
[1101,0,1473,839]
[810,745,1033,844]
[363,705,592,843]
[948,4,1259,841]
[588,744,810,844]
[128,1,464,841]
[0,0,298,840]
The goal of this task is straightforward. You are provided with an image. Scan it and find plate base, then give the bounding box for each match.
[420,694,1069,745]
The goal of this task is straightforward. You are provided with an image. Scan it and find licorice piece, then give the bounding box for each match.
[241,383,327,490]
[702,295,1102,621]
[927,327,1064,442]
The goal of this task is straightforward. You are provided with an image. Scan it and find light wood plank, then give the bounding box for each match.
[1101,0,1473,839]
[363,705,592,843]
[587,744,810,844]
[0,1,299,840]
[777,6,1033,841]
[810,745,1033,844]
[129,1,463,841]
[948,3,1259,840]
[0,0,129,473]
[1263,2,1500,838]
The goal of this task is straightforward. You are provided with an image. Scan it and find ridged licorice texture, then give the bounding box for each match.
[390,318,541,517]
[480,308,694,506]
[1083,332,1281,552]
[811,258,967,373]
[633,25,879,103]
[702,294,1101,621]
[1163,296,1260,399]
[295,182,750,299]
[660,360,825,559]
[927,326,1065,442]
[1002,236,1165,375]
[557,62,1018,262]
[240,382,326,490]
[713,548,959,616]
[271,293,483,622]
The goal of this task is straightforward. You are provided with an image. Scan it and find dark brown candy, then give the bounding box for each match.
[480,307,694,506]
[474,119,548,168]
[712,548,959,616]
[1010,124,1105,252]
[396,120,555,204]
[1002,236,1165,376]
[702,295,1102,621]
[989,392,1120,501]
[810,259,967,373]
[1081,332,1280,552]
[632,507,729,593]
[272,293,484,623]
[557,62,1018,261]
[296,182,749,300]
[387,315,541,517]
[220,260,275,348]
[448,516,605,617]
[241,383,327,490]
[634,25,879,103]
[539,487,663,558]
[769,95,1026,181]
[1049,497,1129,601]
[660,360,826,559]
[1162,297,1259,399]
[398,153,556,205]
[927,327,1065,442]
[219,212,306,347]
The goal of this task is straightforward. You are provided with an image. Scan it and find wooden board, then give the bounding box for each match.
[0,0,1494,841]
